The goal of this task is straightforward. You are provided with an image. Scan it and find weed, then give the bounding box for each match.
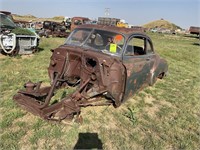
[124,107,138,126]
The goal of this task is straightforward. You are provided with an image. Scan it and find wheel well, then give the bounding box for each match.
[158,72,165,79]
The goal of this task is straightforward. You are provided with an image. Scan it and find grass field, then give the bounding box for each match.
[0,33,200,150]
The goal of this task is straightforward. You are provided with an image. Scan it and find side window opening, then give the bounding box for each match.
[86,30,124,54]
[74,19,82,25]
[94,34,103,46]
[125,36,146,56]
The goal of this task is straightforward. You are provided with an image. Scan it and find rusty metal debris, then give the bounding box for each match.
[13,24,168,122]
[39,21,69,38]
[39,17,90,38]
[70,17,90,31]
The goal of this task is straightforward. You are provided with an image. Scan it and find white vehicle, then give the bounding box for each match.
[0,11,39,56]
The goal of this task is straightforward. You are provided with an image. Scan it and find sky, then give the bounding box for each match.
[0,0,199,29]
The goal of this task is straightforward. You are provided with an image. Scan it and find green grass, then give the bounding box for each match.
[0,34,200,150]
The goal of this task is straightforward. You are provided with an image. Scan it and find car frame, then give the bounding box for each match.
[13,24,168,122]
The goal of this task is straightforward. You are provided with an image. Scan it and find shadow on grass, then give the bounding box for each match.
[36,47,44,52]
[184,35,199,39]
[193,42,200,46]
[74,133,103,150]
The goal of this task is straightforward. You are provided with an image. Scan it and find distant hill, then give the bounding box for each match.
[12,14,36,22]
[52,16,65,20]
[11,14,182,30]
[143,19,182,30]
[12,14,64,22]
[12,14,37,18]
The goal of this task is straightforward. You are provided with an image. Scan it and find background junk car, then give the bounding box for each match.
[14,24,168,122]
[0,11,39,56]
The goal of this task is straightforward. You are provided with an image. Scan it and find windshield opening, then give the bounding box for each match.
[65,28,125,56]
[65,29,92,46]
[0,13,16,29]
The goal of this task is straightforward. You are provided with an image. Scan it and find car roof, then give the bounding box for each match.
[76,24,146,36]
[0,11,11,15]
[72,17,90,20]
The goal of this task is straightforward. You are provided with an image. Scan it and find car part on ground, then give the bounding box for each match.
[13,24,168,123]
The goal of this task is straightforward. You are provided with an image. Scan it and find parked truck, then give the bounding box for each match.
[98,17,128,28]
[189,26,200,36]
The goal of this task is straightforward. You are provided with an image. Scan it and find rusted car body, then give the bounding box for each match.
[39,21,69,38]
[70,17,90,31]
[13,24,168,122]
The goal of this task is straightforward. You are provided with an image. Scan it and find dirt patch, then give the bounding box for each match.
[0,54,7,59]
[143,95,160,118]
[13,111,37,125]
[79,105,120,130]
[19,130,34,150]
[40,82,51,87]
[0,53,34,60]
[143,94,174,118]
[144,106,160,118]
[21,54,34,59]
[144,94,155,104]
[159,99,174,108]
[36,139,47,150]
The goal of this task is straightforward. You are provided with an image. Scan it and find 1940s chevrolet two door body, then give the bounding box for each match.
[14,24,168,121]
